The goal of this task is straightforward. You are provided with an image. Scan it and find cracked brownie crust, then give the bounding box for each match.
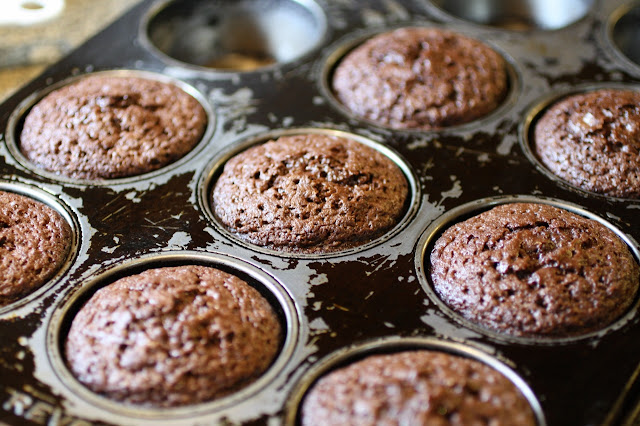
[332,27,508,130]
[430,203,640,337]
[65,265,282,407]
[20,75,207,179]
[212,133,409,253]
[534,89,640,198]
[0,191,71,306]
[301,350,536,426]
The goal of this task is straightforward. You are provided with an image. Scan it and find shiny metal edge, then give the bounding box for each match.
[137,0,329,76]
[426,0,597,31]
[413,194,640,346]
[518,82,640,203]
[45,250,301,420]
[4,68,216,187]
[316,23,522,135]
[604,1,640,76]
[0,180,80,315]
[197,127,422,260]
[284,336,547,426]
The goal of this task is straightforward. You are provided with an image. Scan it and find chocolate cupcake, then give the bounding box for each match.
[430,203,639,337]
[212,133,409,253]
[332,27,508,130]
[534,88,640,198]
[0,190,72,306]
[300,350,536,425]
[65,265,282,407]
[20,75,207,180]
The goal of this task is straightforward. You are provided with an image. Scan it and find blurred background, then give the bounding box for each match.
[0,0,143,102]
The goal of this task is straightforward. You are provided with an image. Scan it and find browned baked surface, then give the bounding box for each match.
[20,75,207,179]
[65,265,282,407]
[301,350,536,426]
[534,89,640,198]
[0,190,71,306]
[212,133,409,253]
[430,203,639,337]
[332,27,508,130]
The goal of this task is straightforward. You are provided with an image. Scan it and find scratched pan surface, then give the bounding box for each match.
[1,0,640,425]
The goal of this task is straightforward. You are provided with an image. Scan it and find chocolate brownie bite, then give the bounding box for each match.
[300,350,536,426]
[332,27,508,130]
[430,203,640,337]
[65,265,282,407]
[534,89,640,198]
[0,190,72,306]
[20,74,207,180]
[212,133,409,253]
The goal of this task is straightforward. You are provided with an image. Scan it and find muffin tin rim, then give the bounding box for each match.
[414,194,640,346]
[1,0,639,423]
[0,180,81,316]
[424,0,598,32]
[283,335,547,426]
[518,81,640,203]
[45,250,302,419]
[198,126,421,259]
[137,0,330,76]
[4,68,216,187]
[604,0,640,76]
[317,22,523,135]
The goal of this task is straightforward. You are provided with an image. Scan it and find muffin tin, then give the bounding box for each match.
[416,195,640,345]
[199,127,421,258]
[1,0,640,424]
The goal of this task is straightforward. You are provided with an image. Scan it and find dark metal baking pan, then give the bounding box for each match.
[1,0,640,424]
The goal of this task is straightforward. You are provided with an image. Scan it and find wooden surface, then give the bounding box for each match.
[0,0,143,103]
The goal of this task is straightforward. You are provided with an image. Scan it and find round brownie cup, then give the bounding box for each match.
[430,203,640,337]
[20,75,207,179]
[0,191,72,306]
[534,89,640,198]
[332,27,508,130]
[300,350,536,426]
[212,133,409,253]
[65,265,282,407]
